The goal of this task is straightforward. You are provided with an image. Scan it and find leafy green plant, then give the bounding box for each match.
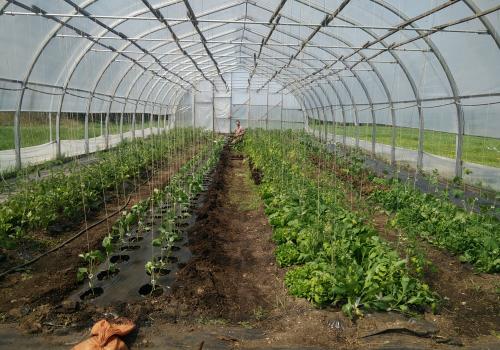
[0,129,214,247]
[77,250,105,290]
[243,130,438,317]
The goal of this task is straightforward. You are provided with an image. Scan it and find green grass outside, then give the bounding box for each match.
[310,120,500,168]
[0,118,151,150]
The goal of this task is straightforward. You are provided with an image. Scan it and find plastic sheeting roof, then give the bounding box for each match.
[0,1,499,138]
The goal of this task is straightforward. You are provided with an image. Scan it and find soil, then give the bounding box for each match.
[0,144,498,349]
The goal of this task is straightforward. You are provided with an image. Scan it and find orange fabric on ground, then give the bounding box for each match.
[72,318,135,350]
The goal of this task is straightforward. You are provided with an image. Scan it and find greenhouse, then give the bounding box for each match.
[0,0,499,348]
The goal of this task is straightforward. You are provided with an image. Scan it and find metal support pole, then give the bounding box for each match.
[417,104,424,172]
[150,106,154,135]
[55,110,61,158]
[455,100,464,178]
[247,87,251,129]
[266,86,269,130]
[119,110,124,142]
[13,107,21,169]
[157,108,161,131]
[390,106,396,166]
[229,72,233,133]
[84,109,89,154]
[104,108,110,149]
[191,90,196,129]
[280,91,284,130]
[48,112,53,143]
[141,112,145,139]
[132,112,136,139]
[212,84,216,133]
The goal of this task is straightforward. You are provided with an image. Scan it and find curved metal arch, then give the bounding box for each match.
[237,63,320,124]
[4,0,187,166]
[148,42,244,105]
[56,5,243,154]
[295,0,468,176]
[310,87,330,141]
[462,0,499,49]
[118,31,240,128]
[88,25,242,126]
[6,0,100,168]
[315,83,336,141]
[69,19,242,152]
[65,1,245,107]
[167,64,310,129]
[237,31,368,119]
[242,7,385,152]
[247,4,408,157]
[275,3,426,171]
[311,80,348,145]
[238,46,351,137]
[368,0,465,176]
[236,26,372,150]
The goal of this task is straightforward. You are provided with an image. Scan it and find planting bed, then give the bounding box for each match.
[69,175,211,305]
[0,133,498,350]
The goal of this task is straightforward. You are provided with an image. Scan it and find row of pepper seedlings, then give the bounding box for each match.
[77,137,224,300]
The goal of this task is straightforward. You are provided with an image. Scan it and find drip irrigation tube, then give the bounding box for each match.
[0,195,132,280]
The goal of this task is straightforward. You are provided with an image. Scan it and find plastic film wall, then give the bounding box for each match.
[0,0,498,188]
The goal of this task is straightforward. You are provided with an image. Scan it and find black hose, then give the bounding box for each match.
[0,195,132,280]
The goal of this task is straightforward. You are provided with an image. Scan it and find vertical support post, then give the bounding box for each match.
[280,91,284,131]
[229,73,233,133]
[84,109,89,154]
[353,107,360,149]
[390,105,396,166]
[247,87,250,129]
[55,110,61,158]
[141,110,145,139]
[322,106,328,141]
[248,84,251,129]
[13,108,22,170]
[331,106,336,143]
[119,110,124,142]
[157,107,161,131]
[266,86,269,131]
[163,110,167,134]
[416,104,424,173]
[48,112,53,143]
[84,93,92,154]
[149,105,154,135]
[371,109,376,156]
[104,108,110,150]
[212,84,216,133]
[132,112,136,140]
[455,99,464,178]
[191,90,196,129]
